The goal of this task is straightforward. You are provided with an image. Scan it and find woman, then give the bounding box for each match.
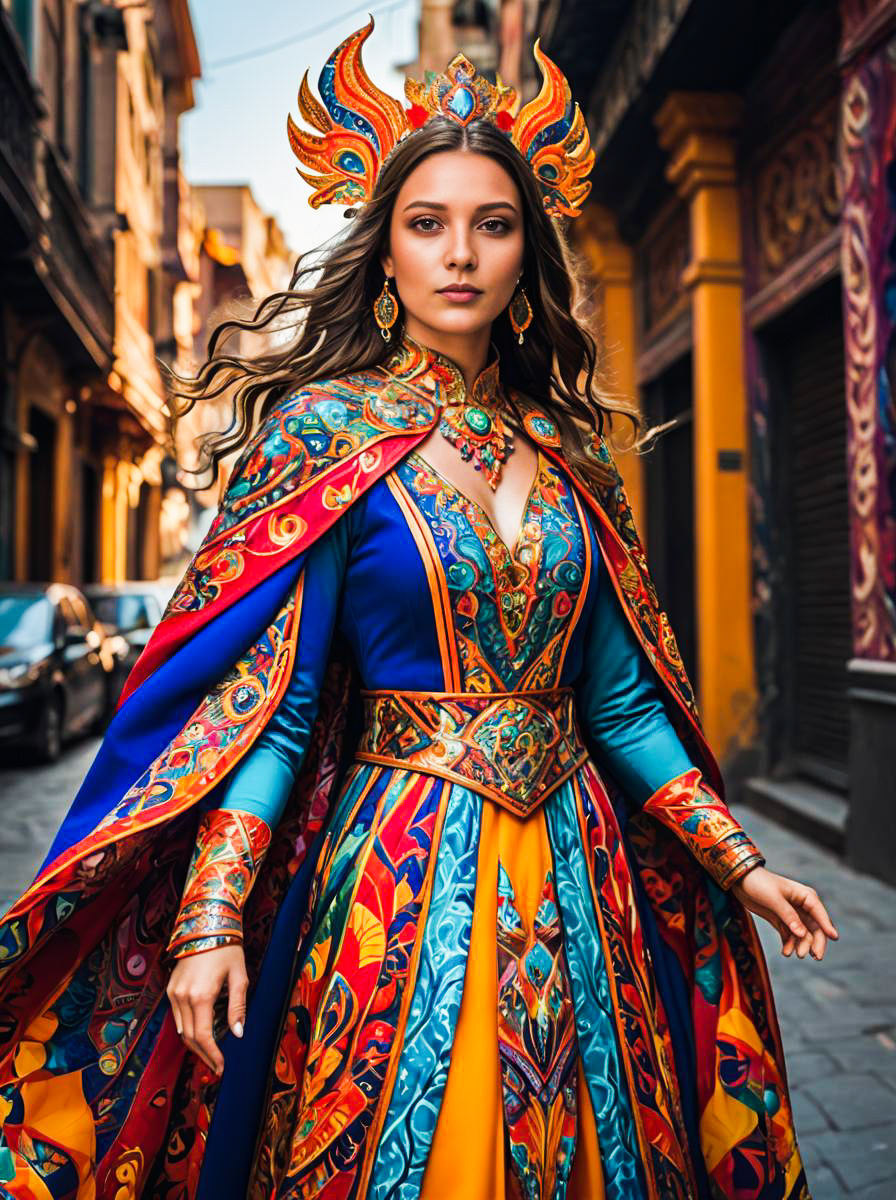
[0,21,836,1200]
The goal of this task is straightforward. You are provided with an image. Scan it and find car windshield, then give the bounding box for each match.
[92,594,152,632]
[0,597,53,649]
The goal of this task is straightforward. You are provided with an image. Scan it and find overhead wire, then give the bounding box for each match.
[206,0,411,70]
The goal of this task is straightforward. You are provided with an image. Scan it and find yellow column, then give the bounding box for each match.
[575,204,646,541]
[115,460,131,580]
[100,456,131,583]
[100,456,118,583]
[654,93,756,763]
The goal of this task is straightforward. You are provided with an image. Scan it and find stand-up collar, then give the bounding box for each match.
[381,329,503,409]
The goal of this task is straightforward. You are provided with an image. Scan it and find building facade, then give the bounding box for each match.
[167,182,294,569]
[536,0,896,882]
[411,0,541,94]
[0,0,199,587]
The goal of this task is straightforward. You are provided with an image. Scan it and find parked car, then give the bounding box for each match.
[82,582,169,708]
[0,583,128,762]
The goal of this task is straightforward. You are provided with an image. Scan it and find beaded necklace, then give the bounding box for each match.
[381,333,514,490]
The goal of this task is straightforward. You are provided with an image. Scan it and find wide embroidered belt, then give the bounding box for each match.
[355,687,589,817]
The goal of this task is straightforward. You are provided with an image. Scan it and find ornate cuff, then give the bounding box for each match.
[642,767,765,889]
[168,808,273,959]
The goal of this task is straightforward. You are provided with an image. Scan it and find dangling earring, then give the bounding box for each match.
[374,275,398,341]
[509,281,533,344]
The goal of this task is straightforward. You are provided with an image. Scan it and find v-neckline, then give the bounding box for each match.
[408,447,543,562]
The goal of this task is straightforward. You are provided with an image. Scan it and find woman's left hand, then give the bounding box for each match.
[731,866,840,959]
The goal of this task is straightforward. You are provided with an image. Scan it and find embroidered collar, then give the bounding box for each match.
[377,328,564,452]
[381,329,503,410]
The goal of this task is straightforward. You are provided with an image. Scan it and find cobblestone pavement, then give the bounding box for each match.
[1,744,893,1198]
[0,736,100,912]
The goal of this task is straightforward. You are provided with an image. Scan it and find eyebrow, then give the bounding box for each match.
[402,200,518,213]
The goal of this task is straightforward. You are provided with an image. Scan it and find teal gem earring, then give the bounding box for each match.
[373,275,398,340]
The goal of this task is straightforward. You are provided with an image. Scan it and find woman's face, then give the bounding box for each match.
[381,149,525,346]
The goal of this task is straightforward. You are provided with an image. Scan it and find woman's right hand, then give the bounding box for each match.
[166,943,248,1074]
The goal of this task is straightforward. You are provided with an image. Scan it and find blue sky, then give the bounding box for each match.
[181,1,420,257]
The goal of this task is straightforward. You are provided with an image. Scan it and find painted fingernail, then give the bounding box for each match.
[233,1021,244,1038]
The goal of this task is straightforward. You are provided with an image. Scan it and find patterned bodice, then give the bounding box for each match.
[390,449,590,692]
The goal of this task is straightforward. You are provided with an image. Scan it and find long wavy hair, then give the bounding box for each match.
[167,117,642,493]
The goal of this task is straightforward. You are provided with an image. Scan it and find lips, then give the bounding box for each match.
[437,284,482,301]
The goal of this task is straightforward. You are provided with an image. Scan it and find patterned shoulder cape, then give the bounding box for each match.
[122,364,719,789]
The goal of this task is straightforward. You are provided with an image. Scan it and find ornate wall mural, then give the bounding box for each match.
[753,97,841,289]
[839,33,896,659]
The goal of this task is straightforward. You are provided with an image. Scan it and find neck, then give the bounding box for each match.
[402,316,492,394]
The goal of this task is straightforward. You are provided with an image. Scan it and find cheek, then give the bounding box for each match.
[390,230,439,285]
[485,235,525,287]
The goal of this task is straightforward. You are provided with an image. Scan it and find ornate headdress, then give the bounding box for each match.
[287,18,594,219]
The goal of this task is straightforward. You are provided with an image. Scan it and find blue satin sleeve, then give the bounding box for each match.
[216,518,350,829]
[574,558,696,806]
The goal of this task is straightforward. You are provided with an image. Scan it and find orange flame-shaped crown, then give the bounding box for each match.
[287,18,594,219]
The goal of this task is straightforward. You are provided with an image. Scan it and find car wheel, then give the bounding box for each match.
[34,695,63,763]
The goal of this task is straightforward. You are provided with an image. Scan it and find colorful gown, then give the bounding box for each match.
[0,333,809,1200]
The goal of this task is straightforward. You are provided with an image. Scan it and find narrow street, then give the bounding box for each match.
[1,744,892,1199]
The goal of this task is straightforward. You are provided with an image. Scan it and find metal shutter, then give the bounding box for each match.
[783,306,851,785]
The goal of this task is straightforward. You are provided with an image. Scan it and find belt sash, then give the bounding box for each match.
[355,687,589,817]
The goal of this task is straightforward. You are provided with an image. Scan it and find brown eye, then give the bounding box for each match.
[480,218,510,233]
[410,217,441,232]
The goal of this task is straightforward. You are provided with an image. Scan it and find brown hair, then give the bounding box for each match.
[167,118,641,492]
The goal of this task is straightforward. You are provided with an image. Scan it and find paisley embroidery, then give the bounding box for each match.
[497,862,578,1199]
[396,453,586,691]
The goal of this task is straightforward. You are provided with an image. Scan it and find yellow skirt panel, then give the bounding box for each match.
[420,799,605,1199]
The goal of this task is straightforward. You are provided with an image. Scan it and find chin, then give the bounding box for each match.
[419,308,502,339]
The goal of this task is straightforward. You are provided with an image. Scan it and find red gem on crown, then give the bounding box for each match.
[406,104,428,130]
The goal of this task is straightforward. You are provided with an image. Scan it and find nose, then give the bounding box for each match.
[443,225,476,273]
